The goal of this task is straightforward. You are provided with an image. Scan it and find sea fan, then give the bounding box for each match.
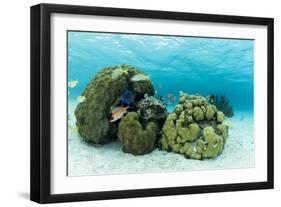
[208,93,234,117]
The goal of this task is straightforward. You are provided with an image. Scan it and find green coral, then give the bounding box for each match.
[216,111,225,123]
[117,112,158,155]
[216,123,228,141]
[205,105,217,120]
[174,104,184,116]
[193,107,204,121]
[75,64,154,144]
[183,101,193,110]
[159,91,229,159]
[162,114,177,140]
[176,119,199,142]
[201,126,224,158]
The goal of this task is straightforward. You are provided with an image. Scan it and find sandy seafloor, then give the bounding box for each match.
[68,100,255,177]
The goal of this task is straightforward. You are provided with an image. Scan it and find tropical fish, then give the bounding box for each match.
[109,106,129,122]
[120,90,135,106]
[130,74,149,82]
[68,80,78,88]
[165,93,176,104]
[77,95,86,103]
[111,68,128,80]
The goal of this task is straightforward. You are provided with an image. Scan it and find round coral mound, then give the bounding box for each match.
[159,92,229,159]
[74,64,154,144]
[117,112,158,155]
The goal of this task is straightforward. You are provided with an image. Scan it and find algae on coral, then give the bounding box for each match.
[201,126,224,158]
[159,91,229,160]
[75,64,154,144]
[74,65,230,160]
[117,112,158,155]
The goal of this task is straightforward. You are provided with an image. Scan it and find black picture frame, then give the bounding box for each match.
[30,3,274,204]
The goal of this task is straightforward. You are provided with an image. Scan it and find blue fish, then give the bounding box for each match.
[120,90,135,106]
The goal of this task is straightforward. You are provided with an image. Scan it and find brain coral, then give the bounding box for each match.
[117,112,158,155]
[74,64,154,144]
[159,92,229,159]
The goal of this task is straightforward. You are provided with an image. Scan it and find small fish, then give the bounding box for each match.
[111,68,128,80]
[130,74,150,82]
[77,95,86,103]
[165,93,176,104]
[68,80,78,88]
[109,106,129,122]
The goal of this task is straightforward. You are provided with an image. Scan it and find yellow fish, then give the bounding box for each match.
[68,80,78,88]
[109,106,129,122]
[111,68,128,80]
[130,74,150,82]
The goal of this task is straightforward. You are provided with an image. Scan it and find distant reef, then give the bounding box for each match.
[74,64,231,159]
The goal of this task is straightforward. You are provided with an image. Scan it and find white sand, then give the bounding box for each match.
[68,101,254,176]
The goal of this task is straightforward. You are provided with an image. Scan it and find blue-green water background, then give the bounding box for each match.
[68,31,254,112]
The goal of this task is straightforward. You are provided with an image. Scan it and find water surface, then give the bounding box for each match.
[68,31,254,111]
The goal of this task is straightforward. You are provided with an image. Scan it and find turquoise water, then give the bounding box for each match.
[68,31,254,112]
[67,31,255,175]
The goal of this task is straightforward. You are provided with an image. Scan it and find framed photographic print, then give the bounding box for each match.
[30,3,274,203]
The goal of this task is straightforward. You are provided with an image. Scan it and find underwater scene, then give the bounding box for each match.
[67,31,254,176]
